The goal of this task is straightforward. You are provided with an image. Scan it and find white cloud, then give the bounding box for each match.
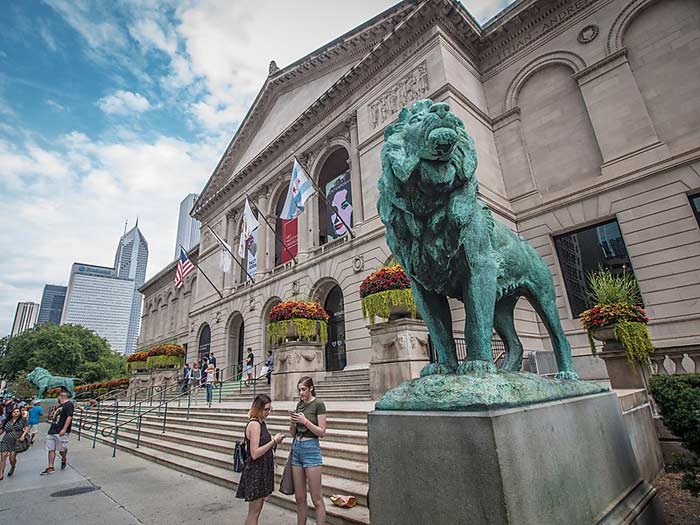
[97,90,152,115]
[46,99,65,111]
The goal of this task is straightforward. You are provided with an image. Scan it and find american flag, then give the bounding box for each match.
[175,248,195,289]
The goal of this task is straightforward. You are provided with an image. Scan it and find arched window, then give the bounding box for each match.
[275,188,298,266]
[198,324,211,361]
[324,284,346,371]
[317,148,352,246]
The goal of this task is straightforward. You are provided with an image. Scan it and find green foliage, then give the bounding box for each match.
[0,324,126,384]
[587,269,641,306]
[361,288,416,325]
[648,374,700,497]
[146,355,184,369]
[613,320,654,364]
[268,318,328,346]
[7,371,36,399]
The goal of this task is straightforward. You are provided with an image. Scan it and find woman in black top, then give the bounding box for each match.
[244,348,255,386]
[0,406,28,480]
[236,394,285,525]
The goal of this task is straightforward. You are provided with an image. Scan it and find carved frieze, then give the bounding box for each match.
[367,61,429,130]
[480,0,597,71]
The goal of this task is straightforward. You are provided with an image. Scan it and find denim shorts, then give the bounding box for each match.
[290,438,323,468]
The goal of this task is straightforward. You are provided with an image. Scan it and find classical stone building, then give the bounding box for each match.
[138,0,700,381]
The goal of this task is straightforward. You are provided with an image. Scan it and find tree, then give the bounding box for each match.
[7,371,36,399]
[0,324,126,384]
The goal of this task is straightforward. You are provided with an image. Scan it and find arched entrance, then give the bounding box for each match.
[324,284,346,371]
[198,324,211,361]
[226,313,245,381]
[317,148,352,246]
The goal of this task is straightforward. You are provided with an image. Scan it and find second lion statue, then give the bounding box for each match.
[378,99,578,380]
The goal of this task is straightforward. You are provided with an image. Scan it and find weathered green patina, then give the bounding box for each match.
[376,99,599,408]
[375,371,607,411]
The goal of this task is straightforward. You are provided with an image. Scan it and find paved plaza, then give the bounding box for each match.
[0,426,302,524]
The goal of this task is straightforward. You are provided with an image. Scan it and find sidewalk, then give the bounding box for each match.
[0,425,302,524]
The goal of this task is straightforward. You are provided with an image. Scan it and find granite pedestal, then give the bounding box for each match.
[271,342,324,401]
[368,392,663,524]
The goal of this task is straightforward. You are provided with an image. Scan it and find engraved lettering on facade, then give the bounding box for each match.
[367,62,429,129]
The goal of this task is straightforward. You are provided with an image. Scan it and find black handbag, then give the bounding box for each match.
[15,436,30,454]
[233,421,251,473]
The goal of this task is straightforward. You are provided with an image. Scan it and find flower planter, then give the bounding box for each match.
[591,327,624,352]
[591,325,651,390]
[268,318,328,346]
[361,265,416,325]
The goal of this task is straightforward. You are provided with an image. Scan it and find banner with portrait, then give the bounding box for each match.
[325,171,353,240]
[245,228,258,279]
[280,218,298,264]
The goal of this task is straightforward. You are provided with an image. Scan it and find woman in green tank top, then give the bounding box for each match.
[289,376,327,524]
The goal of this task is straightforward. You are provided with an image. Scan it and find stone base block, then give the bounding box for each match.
[368,319,430,400]
[271,342,324,401]
[369,392,663,525]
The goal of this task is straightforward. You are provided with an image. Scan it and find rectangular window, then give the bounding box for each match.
[690,193,700,227]
[553,219,636,317]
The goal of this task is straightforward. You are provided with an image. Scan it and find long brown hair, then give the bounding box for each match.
[297,376,316,396]
[248,394,272,420]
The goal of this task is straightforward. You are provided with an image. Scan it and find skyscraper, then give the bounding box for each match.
[37,284,67,325]
[11,302,39,336]
[174,193,201,258]
[61,263,135,353]
[114,224,149,355]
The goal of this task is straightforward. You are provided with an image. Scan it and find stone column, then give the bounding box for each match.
[256,191,270,275]
[347,113,365,223]
[492,108,538,200]
[368,319,430,400]
[271,342,325,401]
[575,50,668,177]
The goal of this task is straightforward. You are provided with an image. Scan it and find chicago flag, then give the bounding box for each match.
[279,158,316,220]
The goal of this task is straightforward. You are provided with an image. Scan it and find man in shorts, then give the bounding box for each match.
[27,400,44,445]
[41,391,74,475]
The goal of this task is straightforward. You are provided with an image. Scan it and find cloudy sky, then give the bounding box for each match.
[0,0,514,335]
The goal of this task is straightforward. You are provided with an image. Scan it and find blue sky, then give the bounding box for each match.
[0,0,514,336]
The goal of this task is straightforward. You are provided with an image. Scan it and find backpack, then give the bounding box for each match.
[233,420,253,473]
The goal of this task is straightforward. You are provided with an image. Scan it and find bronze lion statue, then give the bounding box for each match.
[378,99,577,379]
[26,367,76,398]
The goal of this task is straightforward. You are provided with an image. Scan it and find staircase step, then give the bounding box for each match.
[86,433,369,524]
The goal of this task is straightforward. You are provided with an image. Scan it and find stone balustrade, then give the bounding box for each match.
[649,346,700,375]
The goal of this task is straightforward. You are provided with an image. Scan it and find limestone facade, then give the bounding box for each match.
[137,0,700,376]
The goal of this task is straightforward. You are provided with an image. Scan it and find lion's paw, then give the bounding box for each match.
[458,360,497,374]
[554,370,579,381]
[420,363,457,376]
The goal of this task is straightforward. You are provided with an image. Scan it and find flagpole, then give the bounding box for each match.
[179,244,224,299]
[246,196,298,265]
[204,224,255,283]
[295,156,355,239]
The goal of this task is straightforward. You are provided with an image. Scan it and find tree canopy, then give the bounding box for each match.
[0,324,126,384]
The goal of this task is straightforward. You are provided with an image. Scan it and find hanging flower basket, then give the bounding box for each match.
[268,301,329,346]
[360,264,416,325]
[580,303,653,364]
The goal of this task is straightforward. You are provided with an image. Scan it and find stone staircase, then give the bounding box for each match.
[76,403,370,524]
[188,380,272,403]
[314,369,371,401]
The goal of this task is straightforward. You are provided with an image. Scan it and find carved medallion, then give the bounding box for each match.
[577,24,599,44]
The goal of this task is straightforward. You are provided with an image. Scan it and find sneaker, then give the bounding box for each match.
[40,467,55,475]
[60,459,67,470]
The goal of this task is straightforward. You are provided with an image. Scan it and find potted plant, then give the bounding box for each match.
[145,344,185,369]
[126,351,149,373]
[268,300,329,346]
[360,264,416,325]
[580,270,654,366]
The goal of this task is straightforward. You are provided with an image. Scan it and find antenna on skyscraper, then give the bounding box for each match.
[135,217,139,228]
[123,220,128,235]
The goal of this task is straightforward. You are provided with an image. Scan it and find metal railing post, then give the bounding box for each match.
[77,409,82,441]
[162,402,168,434]
[92,402,100,449]
[253,364,257,396]
[112,399,119,458]
[186,385,191,421]
[136,414,143,448]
